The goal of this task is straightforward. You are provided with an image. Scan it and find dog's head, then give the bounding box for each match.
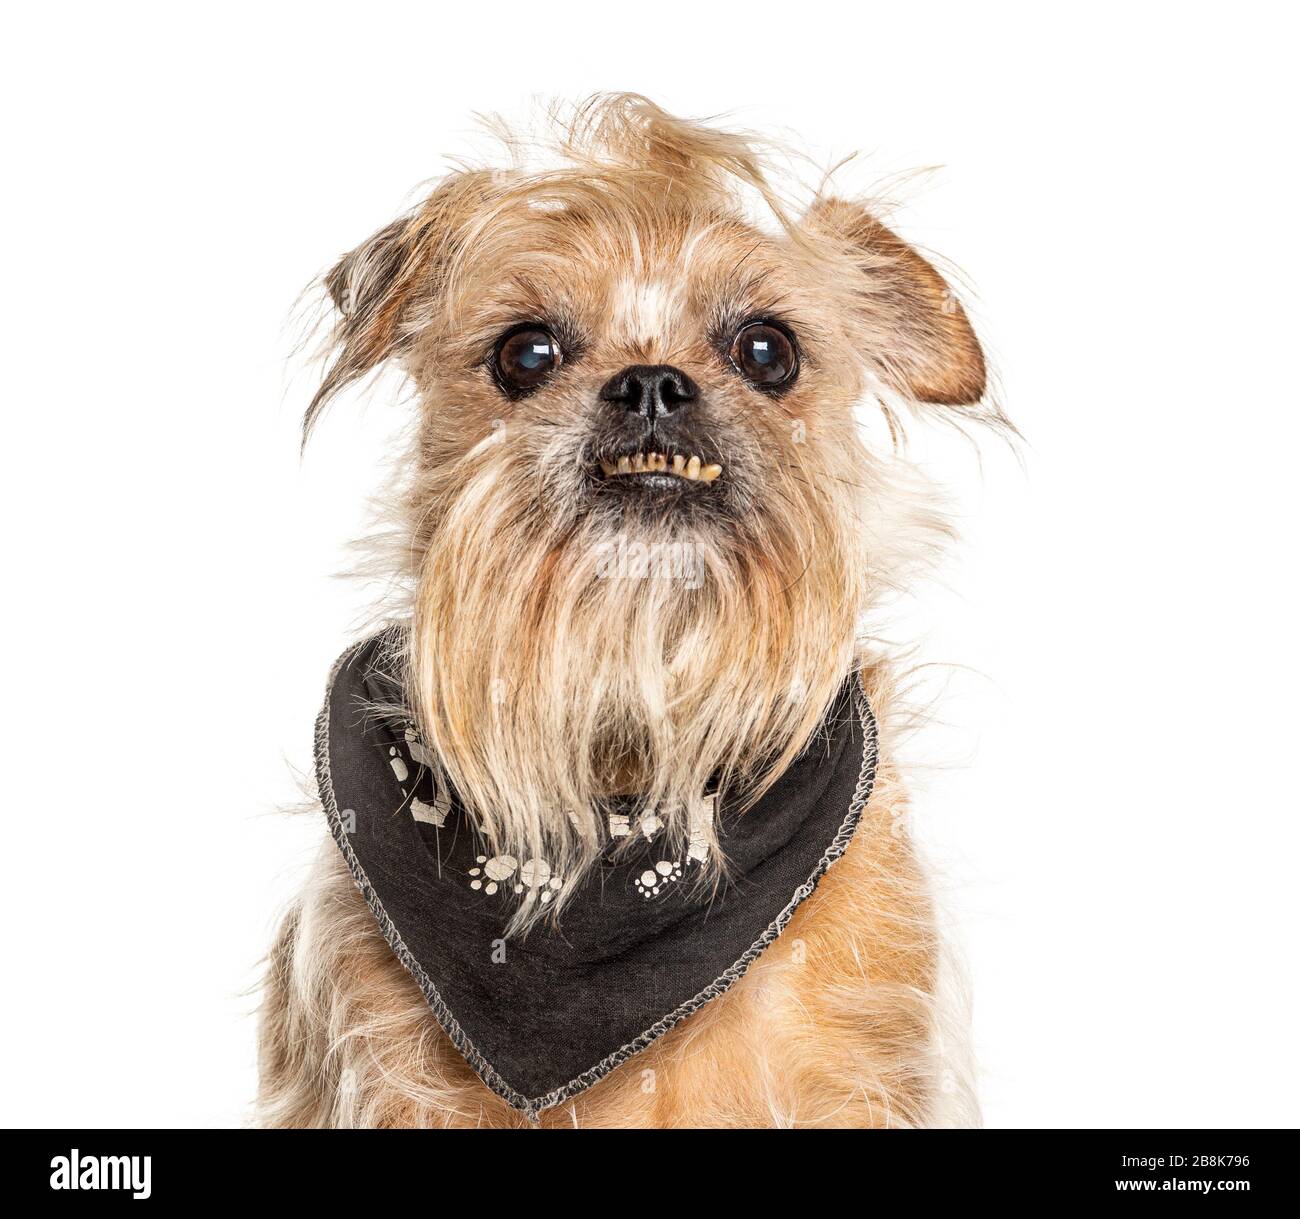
[306,96,990,923]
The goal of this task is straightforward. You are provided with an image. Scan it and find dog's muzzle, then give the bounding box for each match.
[591,364,723,494]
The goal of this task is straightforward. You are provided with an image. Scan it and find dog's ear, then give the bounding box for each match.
[303,214,430,438]
[304,172,499,438]
[806,197,986,406]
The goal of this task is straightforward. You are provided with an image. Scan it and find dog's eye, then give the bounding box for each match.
[494,326,563,394]
[729,322,798,389]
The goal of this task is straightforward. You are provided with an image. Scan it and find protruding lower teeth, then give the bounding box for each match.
[600,452,721,483]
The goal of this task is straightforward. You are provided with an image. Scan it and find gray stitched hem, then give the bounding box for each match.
[313,635,879,1123]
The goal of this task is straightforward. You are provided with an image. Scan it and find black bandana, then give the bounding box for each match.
[315,628,877,1121]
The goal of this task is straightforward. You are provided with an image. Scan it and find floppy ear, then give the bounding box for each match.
[806,197,986,406]
[303,214,430,438]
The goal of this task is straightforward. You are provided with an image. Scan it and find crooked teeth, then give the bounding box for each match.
[599,451,722,483]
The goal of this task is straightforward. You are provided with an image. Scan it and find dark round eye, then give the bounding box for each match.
[494,326,563,394]
[729,321,798,389]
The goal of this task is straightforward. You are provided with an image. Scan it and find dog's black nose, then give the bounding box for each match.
[600,365,699,420]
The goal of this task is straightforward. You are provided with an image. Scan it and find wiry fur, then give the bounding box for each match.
[260,95,995,1126]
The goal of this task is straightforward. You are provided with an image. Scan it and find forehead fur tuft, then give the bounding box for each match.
[492,93,797,221]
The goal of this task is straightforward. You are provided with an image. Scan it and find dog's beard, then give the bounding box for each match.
[405,440,867,927]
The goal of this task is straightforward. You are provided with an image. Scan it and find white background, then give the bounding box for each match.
[3,1,1297,1128]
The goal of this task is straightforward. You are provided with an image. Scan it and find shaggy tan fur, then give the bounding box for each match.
[259,95,995,1127]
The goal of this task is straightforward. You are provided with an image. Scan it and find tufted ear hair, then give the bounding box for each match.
[302,214,430,439]
[805,197,986,407]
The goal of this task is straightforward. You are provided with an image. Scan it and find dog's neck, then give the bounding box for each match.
[598,756,649,797]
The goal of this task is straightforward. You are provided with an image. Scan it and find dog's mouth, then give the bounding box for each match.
[593,449,722,491]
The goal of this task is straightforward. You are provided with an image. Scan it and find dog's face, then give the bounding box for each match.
[306,98,989,923]
[446,223,811,536]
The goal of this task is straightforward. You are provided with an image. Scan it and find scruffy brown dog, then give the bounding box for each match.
[258,96,1000,1128]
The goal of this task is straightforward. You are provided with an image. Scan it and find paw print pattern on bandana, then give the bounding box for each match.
[463,795,717,905]
[635,859,682,898]
[516,858,564,904]
[469,854,564,903]
[469,854,517,895]
[624,798,715,900]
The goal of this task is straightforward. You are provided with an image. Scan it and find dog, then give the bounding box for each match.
[257,95,1000,1128]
